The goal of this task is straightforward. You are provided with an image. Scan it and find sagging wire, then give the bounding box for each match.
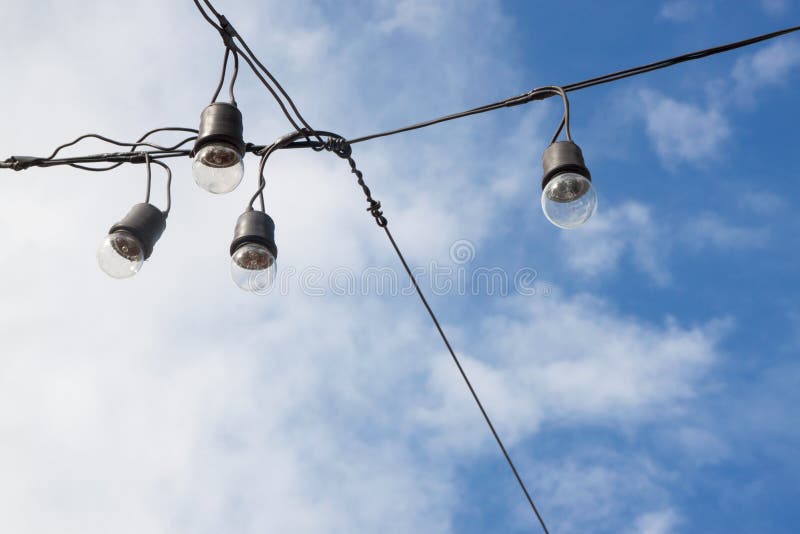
[319,138,548,532]
[61,129,197,172]
[143,154,174,215]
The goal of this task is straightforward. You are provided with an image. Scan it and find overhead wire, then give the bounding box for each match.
[193,0,323,143]
[346,24,800,144]
[2,16,800,534]
[331,145,549,532]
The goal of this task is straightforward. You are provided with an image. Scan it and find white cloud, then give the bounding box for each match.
[633,508,681,534]
[0,0,745,532]
[415,294,725,452]
[632,39,799,168]
[638,89,730,165]
[658,0,712,22]
[733,39,800,104]
[738,190,787,215]
[557,201,768,285]
[559,201,671,285]
[760,0,790,15]
[685,212,770,249]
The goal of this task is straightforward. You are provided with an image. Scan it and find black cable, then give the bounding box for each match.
[151,159,173,214]
[193,0,322,144]
[211,47,230,103]
[192,0,223,32]
[201,0,222,17]
[144,153,152,203]
[347,24,800,145]
[249,143,279,210]
[233,42,306,132]
[562,24,800,92]
[192,0,300,130]
[328,142,549,533]
[382,225,549,534]
[229,49,239,105]
[231,32,322,142]
[44,133,197,161]
[5,149,191,171]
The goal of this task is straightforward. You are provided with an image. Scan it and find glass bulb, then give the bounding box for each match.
[231,243,277,294]
[541,172,597,229]
[97,230,144,279]
[192,143,244,194]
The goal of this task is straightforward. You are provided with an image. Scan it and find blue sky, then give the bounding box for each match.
[0,1,798,533]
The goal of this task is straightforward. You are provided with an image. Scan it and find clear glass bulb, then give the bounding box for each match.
[192,143,244,194]
[231,243,277,294]
[541,172,597,229]
[97,230,144,279]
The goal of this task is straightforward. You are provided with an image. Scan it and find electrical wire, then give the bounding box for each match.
[250,143,279,211]
[211,48,230,103]
[64,128,197,172]
[142,154,173,214]
[193,0,323,143]
[1,16,799,534]
[383,224,550,534]
[347,24,800,144]
[229,49,239,105]
[44,133,197,161]
[326,143,549,533]
[151,159,173,214]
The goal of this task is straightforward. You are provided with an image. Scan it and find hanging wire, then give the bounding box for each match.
[151,159,173,215]
[144,152,152,203]
[229,49,239,105]
[143,153,173,215]
[211,48,230,103]
[193,0,323,143]
[346,24,800,144]
[250,144,279,211]
[323,141,549,533]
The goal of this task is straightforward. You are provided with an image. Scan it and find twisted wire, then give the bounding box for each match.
[323,138,387,227]
[330,145,549,533]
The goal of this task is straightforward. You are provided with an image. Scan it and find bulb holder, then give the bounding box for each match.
[541,141,591,189]
[108,203,167,260]
[230,209,278,260]
[192,102,246,157]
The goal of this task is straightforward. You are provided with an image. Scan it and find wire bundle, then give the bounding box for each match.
[1,3,798,531]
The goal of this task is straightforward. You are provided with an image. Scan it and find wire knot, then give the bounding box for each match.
[368,199,388,227]
[322,137,353,158]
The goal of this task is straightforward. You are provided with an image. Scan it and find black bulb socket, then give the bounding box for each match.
[108,203,167,260]
[541,141,591,190]
[230,209,278,260]
[192,102,246,157]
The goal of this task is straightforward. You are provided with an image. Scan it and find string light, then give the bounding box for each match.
[1,1,797,530]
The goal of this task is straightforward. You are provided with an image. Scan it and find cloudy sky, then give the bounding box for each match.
[0,1,799,533]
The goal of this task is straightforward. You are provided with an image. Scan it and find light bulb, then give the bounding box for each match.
[192,143,244,194]
[97,230,144,279]
[231,243,277,294]
[541,172,597,229]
